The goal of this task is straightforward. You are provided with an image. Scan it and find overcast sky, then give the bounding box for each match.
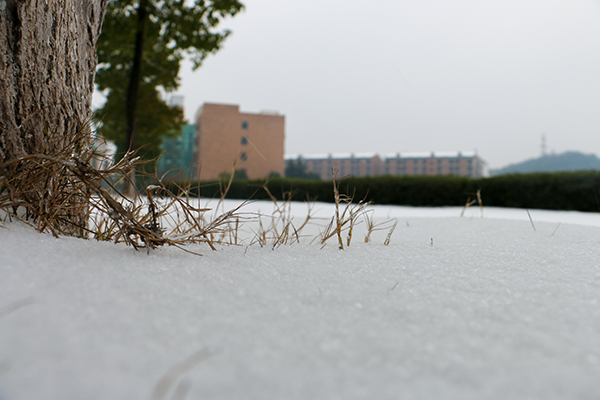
[97,0,600,169]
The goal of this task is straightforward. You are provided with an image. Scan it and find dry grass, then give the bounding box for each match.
[0,129,95,237]
[318,178,369,249]
[365,211,398,245]
[249,182,313,249]
[460,188,483,218]
[0,131,397,252]
[0,127,246,254]
[316,171,398,249]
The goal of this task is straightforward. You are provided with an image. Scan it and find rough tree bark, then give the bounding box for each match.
[0,0,108,162]
[0,0,109,235]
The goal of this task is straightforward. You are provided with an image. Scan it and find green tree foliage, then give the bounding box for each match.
[96,84,183,165]
[94,0,244,166]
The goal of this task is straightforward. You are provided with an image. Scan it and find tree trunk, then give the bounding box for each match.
[0,0,108,234]
[0,0,108,162]
[122,0,149,198]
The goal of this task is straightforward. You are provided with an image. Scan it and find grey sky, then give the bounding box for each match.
[99,0,600,169]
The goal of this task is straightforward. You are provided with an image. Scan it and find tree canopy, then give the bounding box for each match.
[94,0,244,165]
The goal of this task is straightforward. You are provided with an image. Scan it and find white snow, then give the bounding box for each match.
[2,201,600,400]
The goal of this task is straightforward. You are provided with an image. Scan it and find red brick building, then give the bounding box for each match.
[286,151,488,179]
[383,152,488,178]
[194,103,285,180]
[286,153,384,180]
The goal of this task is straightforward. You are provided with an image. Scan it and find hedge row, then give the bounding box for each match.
[166,171,600,212]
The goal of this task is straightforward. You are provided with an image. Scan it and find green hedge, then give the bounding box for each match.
[165,171,600,212]
[475,171,600,211]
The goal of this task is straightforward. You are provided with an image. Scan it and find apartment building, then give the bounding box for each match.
[384,151,488,178]
[194,103,285,180]
[286,153,384,180]
[157,124,196,181]
[286,151,488,179]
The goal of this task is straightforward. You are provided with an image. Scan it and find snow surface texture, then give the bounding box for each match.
[2,201,600,400]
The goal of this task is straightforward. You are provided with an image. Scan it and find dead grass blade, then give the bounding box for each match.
[460,189,483,218]
[151,349,211,400]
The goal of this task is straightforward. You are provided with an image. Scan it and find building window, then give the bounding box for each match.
[241,121,248,129]
[241,136,248,145]
[240,152,247,162]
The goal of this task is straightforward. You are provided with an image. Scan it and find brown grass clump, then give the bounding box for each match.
[318,177,369,249]
[250,182,313,249]
[0,127,245,254]
[317,171,398,249]
[0,126,97,237]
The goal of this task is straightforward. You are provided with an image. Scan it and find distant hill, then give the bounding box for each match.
[493,151,600,175]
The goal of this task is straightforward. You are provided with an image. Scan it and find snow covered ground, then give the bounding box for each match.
[2,201,600,400]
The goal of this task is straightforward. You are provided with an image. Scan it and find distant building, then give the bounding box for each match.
[157,124,196,181]
[285,153,384,180]
[384,151,488,178]
[168,94,185,109]
[159,101,487,181]
[285,151,488,179]
[194,103,285,180]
